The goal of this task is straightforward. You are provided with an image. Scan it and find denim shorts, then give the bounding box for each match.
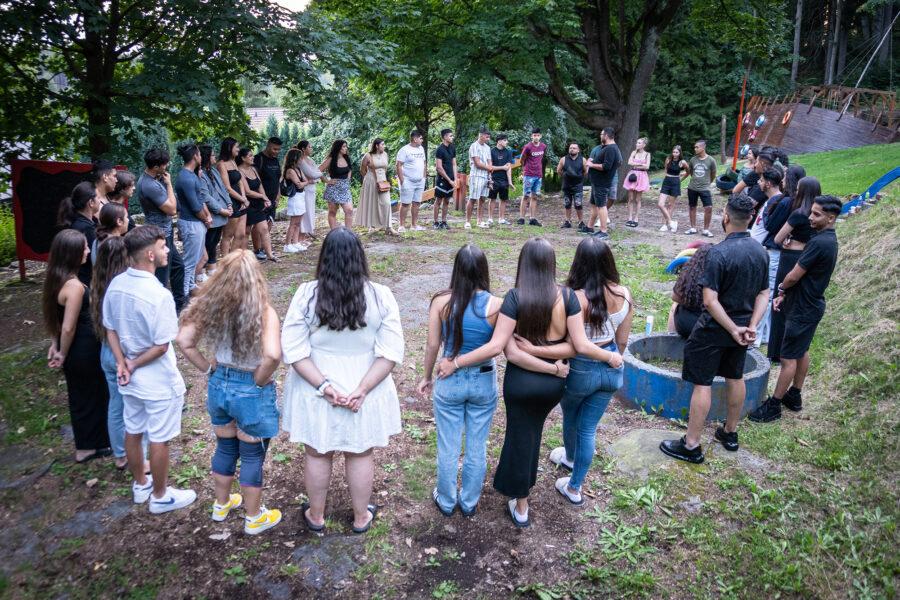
[523,176,542,196]
[207,366,279,439]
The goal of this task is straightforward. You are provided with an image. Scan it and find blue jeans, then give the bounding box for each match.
[432,363,498,513]
[758,249,780,345]
[523,176,542,196]
[101,343,147,459]
[179,218,207,298]
[207,366,280,439]
[561,348,624,490]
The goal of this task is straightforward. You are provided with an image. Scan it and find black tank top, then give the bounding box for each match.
[227,169,242,188]
[666,159,682,177]
[330,162,351,180]
[246,176,261,193]
[56,284,93,344]
[562,155,584,186]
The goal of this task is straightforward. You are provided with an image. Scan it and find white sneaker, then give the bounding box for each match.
[211,493,243,522]
[594,219,602,228]
[478,221,490,228]
[244,506,283,535]
[659,224,670,232]
[397,226,407,233]
[549,447,574,470]
[463,222,471,229]
[148,486,197,514]
[669,220,678,232]
[132,476,153,504]
[498,218,510,225]
[702,229,714,238]
[284,244,299,254]
[555,476,583,505]
[487,218,494,225]
[196,272,208,283]
[685,227,698,234]
[414,225,426,231]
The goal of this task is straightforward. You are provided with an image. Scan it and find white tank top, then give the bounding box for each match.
[585,297,630,344]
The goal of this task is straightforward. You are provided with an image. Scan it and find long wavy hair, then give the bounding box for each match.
[672,243,713,312]
[783,165,806,202]
[179,250,269,364]
[42,229,87,339]
[218,137,238,162]
[57,181,96,228]
[96,202,128,244]
[665,145,682,170]
[283,148,301,177]
[433,244,491,357]
[566,237,625,332]
[312,227,369,330]
[513,237,559,344]
[790,176,822,214]
[90,237,129,340]
[326,139,350,177]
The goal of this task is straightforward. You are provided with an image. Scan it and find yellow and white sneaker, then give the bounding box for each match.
[211,493,243,522]
[244,507,282,535]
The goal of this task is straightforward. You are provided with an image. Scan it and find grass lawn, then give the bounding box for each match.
[792,143,900,197]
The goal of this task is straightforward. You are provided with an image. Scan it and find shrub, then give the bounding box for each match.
[0,204,16,266]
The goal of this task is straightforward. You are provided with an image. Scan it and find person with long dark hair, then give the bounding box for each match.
[297,140,322,246]
[282,228,403,533]
[177,250,283,534]
[436,237,620,527]
[43,229,111,462]
[238,147,277,262]
[58,181,101,285]
[517,237,632,503]
[91,203,129,263]
[197,144,233,279]
[218,137,249,256]
[358,138,394,234]
[657,145,688,232]
[283,148,309,252]
[417,244,503,516]
[320,139,354,229]
[768,175,821,362]
[666,243,713,338]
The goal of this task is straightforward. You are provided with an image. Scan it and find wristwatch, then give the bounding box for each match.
[316,379,332,396]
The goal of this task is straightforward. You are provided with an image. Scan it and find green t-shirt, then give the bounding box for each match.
[688,155,716,191]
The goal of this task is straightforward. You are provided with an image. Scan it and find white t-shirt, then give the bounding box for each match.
[750,195,778,245]
[102,267,186,400]
[469,141,491,180]
[396,144,426,183]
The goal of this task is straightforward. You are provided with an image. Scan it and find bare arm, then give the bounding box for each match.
[244,170,268,201]
[175,321,211,372]
[556,157,565,177]
[360,154,370,178]
[746,288,770,343]
[436,313,516,377]
[504,337,568,377]
[218,162,246,204]
[253,305,282,386]
[416,298,445,394]
[615,297,634,351]
[106,329,130,385]
[774,222,795,246]
[512,334,575,360]
[52,281,83,365]
[567,311,624,367]
[126,344,168,371]
[395,160,404,186]
[159,172,178,216]
[780,263,807,291]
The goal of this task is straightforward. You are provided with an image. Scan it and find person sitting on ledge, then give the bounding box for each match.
[666,243,713,339]
[660,194,769,463]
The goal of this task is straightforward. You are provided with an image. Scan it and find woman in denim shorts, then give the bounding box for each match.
[517,237,632,505]
[177,250,283,535]
[417,244,503,517]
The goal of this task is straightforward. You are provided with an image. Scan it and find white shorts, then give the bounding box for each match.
[286,192,306,217]
[468,177,489,200]
[399,179,425,204]
[123,394,184,443]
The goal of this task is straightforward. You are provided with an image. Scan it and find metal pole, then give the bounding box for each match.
[731,62,751,171]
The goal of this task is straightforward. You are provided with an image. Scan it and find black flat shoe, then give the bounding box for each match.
[300,502,325,532]
[75,448,113,464]
[352,504,378,534]
[659,437,704,464]
[432,488,455,517]
[507,500,530,528]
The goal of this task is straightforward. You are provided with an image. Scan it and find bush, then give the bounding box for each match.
[0,204,16,266]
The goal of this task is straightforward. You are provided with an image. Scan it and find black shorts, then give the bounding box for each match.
[660,178,681,197]
[687,189,712,207]
[488,183,509,201]
[563,187,583,209]
[590,186,610,207]
[682,327,748,385]
[780,318,820,360]
[674,305,701,339]
[435,177,454,199]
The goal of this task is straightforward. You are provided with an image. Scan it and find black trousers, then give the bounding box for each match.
[493,363,566,498]
[63,335,110,450]
[768,249,802,362]
[205,226,224,265]
[154,228,185,312]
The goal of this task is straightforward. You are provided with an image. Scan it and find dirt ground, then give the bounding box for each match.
[0,191,742,599]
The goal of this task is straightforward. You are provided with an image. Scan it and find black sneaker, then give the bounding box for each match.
[747,396,782,423]
[714,426,739,451]
[433,222,441,230]
[577,221,592,234]
[659,437,704,464]
[517,217,525,225]
[593,230,610,239]
[442,221,450,230]
[561,220,572,229]
[529,218,542,227]
[782,387,802,412]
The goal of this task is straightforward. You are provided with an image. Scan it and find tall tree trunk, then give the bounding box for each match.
[837,21,848,77]
[876,3,893,66]
[83,24,114,159]
[825,0,842,85]
[791,0,803,86]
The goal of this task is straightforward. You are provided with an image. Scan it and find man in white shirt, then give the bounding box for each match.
[396,129,427,232]
[103,225,196,514]
[467,128,493,229]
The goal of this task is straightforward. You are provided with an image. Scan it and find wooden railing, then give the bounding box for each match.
[745,85,897,130]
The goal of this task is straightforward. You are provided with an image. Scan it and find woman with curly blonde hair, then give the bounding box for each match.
[176,249,283,535]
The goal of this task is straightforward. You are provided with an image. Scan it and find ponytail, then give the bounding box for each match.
[57,181,96,228]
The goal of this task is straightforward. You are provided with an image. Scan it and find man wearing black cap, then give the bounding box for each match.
[660,193,769,463]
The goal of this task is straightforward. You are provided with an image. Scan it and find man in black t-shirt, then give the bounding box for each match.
[660,194,769,464]
[253,136,282,226]
[433,129,457,230]
[749,195,841,422]
[488,134,514,225]
[586,127,622,239]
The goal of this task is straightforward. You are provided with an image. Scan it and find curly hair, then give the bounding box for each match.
[90,237,129,340]
[672,244,713,312]
[179,249,269,365]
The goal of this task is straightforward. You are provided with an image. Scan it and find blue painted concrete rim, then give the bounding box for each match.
[623,332,771,382]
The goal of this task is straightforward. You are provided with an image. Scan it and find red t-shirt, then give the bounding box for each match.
[521,142,547,178]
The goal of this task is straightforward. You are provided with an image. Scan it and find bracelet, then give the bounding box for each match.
[554,363,560,374]
[316,379,331,396]
[204,364,212,375]
[453,358,460,369]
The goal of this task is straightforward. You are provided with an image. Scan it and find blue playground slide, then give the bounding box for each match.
[841,166,900,214]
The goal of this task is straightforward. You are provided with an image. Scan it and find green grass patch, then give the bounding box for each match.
[0,348,68,446]
[791,143,900,197]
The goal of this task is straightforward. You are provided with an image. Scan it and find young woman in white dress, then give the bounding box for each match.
[281,227,404,533]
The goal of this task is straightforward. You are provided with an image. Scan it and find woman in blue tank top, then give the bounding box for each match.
[418,244,503,517]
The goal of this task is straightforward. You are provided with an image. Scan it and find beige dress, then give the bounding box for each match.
[357,151,391,228]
